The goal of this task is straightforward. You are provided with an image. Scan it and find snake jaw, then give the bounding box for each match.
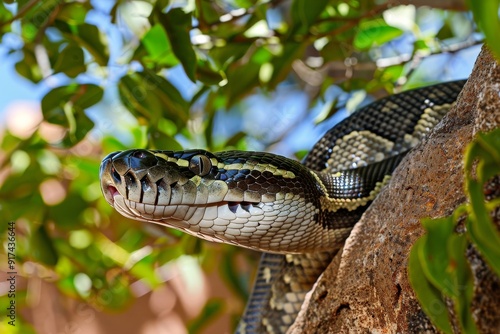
[100,151,120,208]
[106,185,119,206]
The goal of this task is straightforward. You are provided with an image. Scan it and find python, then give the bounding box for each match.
[100,80,466,333]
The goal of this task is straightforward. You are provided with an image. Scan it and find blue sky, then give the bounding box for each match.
[0,43,48,113]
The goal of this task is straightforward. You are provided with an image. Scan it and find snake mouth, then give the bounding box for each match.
[99,151,123,207]
[105,185,119,206]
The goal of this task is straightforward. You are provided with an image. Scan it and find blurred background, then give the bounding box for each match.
[0,0,488,333]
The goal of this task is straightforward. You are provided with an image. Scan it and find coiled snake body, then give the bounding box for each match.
[100,80,466,333]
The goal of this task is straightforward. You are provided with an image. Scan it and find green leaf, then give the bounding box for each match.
[314,97,339,125]
[102,137,129,153]
[118,74,155,121]
[41,84,102,146]
[220,249,249,301]
[419,216,456,295]
[41,84,103,123]
[234,0,253,9]
[59,22,109,66]
[31,225,59,266]
[294,149,309,161]
[436,21,454,40]
[0,165,45,225]
[408,238,453,334]
[156,243,184,265]
[74,85,104,109]
[320,39,350,62]
[181,234,204,255]
[118,70,189,126]
[197,0,221,25]
[15,50,42,83]
[61,108,94,147]
[447,234,477,334]
[290,0,330,35]
[53,44,86,78]
[416,215,478,332]
[224,60,261,106]
[57,2,89,25]
[464,130,500,276]
[75,23,109,65]
[128,255,162,288]
[354,19,403,50]
[157,118,178,137]
[21,22,39,41]
[209,43,252,68]
[224,131,246,148]
[49,193,89,229]
[251,47,273,65]
[269,42,306,89]
[148,127,183,150]
[0,2,13,34]
[467,0,500,60]
[196,59,225,85]
[0,158,40,195]
[22,0,59,38]
[414,39,430,52]
[188,299,224,334]
[141,24,179,67]
[159,8,197,82]
[376,65,404,84]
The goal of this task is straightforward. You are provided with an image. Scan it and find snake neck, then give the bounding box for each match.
[99,149,364,254]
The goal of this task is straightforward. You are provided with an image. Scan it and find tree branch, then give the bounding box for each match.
[397,0,467,11]
[290,45,500,333]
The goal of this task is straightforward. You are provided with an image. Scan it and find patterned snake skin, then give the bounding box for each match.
[99,80,466,333]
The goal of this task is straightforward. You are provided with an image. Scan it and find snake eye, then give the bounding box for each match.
[133,151,148,159]
[189,155,212,176]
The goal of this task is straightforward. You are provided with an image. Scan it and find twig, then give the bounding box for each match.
[0,0,40,27]
[400,38,482,87]
[195,0,288,30]
[33,4,61,79]
[314,1,396,39]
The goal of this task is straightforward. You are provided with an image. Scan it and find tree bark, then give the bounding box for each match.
[289,45,500,333]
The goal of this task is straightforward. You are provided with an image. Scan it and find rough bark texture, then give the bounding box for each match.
[289,46,500,333]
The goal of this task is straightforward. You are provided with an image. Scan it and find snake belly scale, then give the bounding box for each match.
[99,80,466,333]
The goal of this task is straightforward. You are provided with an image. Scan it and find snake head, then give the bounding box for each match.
[99,148,330,253]
[100,150,167,209]
[100,149,218,217]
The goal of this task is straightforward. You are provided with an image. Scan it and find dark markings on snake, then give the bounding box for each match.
[99,80,468,334]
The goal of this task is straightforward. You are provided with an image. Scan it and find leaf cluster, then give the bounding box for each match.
[0,0,492,332]
[409,129,500,334]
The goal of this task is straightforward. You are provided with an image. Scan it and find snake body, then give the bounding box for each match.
[99,80,466,333]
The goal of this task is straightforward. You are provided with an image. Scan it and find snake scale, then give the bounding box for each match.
[99,80,466,333]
